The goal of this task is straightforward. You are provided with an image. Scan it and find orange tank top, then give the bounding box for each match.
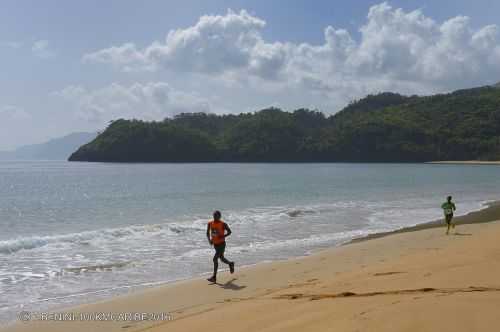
[209,220,225,245]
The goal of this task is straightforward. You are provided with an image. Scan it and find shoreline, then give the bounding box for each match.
[0,198,492,322]
[4,200,500,331]
[348,200,500,244]
[426,160,500,165]
[2,200,494,320]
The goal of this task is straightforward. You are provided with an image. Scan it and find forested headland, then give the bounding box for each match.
[69,84,500,162]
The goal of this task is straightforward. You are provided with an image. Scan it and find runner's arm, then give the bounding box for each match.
[206,223,212,244]
[224,223,232,238]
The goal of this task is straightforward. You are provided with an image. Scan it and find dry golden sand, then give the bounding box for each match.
[4,214,500,332]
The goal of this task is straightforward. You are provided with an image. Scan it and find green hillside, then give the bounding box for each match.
[69,85,500,162]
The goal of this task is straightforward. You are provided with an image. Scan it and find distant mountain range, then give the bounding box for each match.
[69,83,500,163]
[0,132,97,160]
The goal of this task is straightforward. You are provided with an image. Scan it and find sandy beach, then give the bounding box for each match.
[4,204,500,332]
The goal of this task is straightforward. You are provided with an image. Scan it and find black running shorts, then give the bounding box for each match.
[214,242,226,256]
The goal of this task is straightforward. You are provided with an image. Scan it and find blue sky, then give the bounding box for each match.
[2,0,500,149]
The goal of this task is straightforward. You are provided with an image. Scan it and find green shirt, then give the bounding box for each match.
[441,202,456,215]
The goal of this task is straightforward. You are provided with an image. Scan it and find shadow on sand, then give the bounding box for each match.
[453,232,472,236]
[217,278,246,291]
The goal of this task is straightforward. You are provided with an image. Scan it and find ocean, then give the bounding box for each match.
[1,161,500,324]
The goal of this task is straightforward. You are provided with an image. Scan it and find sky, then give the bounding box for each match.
[1,0,500,150]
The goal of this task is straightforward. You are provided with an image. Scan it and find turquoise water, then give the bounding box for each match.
[1,161,500,323]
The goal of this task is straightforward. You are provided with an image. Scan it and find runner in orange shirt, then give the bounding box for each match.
[206,210,235,283]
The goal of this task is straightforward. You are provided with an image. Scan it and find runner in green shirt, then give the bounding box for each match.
[441,196,457,235]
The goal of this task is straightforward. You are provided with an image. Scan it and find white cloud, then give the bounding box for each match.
[32,40,56,58]
[53,82,210,124]
[82,43,153,72]
[82,3,500,106]
[83,9,286,78]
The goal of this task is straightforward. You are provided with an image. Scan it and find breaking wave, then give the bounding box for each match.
[0,222,204,255]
